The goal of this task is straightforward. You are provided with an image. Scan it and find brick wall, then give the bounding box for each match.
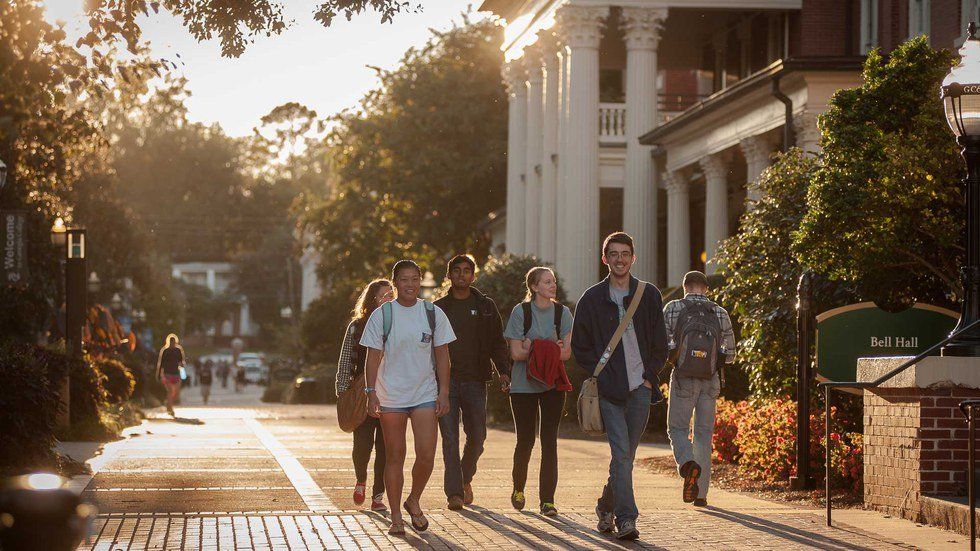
[800,0,852,56]
[864,386,980,521]
[932,0,964,50]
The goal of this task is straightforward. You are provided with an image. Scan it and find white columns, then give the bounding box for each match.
[793,111,821,155]
[555,40,571,277]
[739,134,775,204]
[699,154,729,275]
[622,7,667,282]
[524,46,545,255]
[665,170,691,287]
[503,61,527,254]
[556,5,606,298]
[539,32,560,263]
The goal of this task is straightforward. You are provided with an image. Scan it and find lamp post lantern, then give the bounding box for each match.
[942,22,980,356]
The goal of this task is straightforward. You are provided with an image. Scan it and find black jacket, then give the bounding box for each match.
[434,287,511,381]
[571,276,668,405]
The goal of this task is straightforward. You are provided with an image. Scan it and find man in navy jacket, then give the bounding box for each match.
[571,232,668,541]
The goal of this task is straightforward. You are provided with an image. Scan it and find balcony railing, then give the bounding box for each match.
[599,103,626,145]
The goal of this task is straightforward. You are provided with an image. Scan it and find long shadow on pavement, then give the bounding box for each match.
[536,512,665,550]
[364,509,467,550]
[169,417,205,425]
[703,507,894,550]
[464,505,654,550]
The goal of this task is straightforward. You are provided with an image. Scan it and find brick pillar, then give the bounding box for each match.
[863,386,980,521]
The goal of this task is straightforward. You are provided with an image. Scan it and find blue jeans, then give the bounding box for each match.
[598,384,652,525]
[438,380,488,499]
[666,372,720,499]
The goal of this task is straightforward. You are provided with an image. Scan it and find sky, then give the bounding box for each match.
[43,1,490,137]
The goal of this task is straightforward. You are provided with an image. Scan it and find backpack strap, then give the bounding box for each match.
[553,302,563,341]
[381,301,393,346]
[522,302,533,338]
[424,300,436,336]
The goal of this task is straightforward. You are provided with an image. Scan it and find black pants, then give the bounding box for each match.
[352,416,385,497]
[510,389,565,504]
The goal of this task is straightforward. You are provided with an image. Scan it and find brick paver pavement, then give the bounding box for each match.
[68,384,961,550]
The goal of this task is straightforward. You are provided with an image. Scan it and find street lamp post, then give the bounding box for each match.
[942,23,980,357]
[50,219,87,428]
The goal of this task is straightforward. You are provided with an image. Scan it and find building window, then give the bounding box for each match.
[860,0,879,54]
[909,0,930,38]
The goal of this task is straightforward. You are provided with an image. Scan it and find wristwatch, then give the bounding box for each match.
[364,386,375,395]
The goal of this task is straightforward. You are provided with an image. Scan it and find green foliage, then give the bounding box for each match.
[303,17,506,302]
[797,37,961,308]
[80,0,420,57]
[172,280,237,335]
[469,254,570,317]
[0,342,67,475]
[96,357,136,404]
[718,150,858,397]
[68,354,114,440]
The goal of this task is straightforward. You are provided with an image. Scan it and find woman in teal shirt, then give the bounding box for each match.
[503,266,573,517]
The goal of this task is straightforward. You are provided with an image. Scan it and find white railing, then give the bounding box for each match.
[598,102,626,145]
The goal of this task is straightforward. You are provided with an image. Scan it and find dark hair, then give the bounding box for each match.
[351,279,392,328]
[391,259,422,280]
[524,266,556,302]
[602,232,634,255]
[446,254,477,276]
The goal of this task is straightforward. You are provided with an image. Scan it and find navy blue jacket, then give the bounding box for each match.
[571,276,668,405]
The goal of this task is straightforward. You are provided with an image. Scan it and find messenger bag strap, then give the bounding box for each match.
[593,281,647,378]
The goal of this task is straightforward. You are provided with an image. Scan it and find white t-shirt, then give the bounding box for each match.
[359,300,456,408]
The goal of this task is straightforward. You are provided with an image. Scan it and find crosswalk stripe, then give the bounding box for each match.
[243,417,337,513]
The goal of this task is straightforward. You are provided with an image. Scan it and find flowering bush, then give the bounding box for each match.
[96,357,136,404]
[711,395,862,492]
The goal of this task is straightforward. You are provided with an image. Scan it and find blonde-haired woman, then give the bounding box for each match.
[502,267,573,516]
[156,333,185,416]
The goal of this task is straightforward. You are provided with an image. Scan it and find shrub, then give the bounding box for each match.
[96,357,136,403]
[0,342,66,475]
[719,396,862,492]
[262,382,288,403]
[65,354,114,441]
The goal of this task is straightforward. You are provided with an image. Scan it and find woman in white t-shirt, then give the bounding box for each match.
[361,260,455,536]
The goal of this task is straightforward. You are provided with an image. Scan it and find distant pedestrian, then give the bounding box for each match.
[156,333,185,417]
[199,359,214,404]
[337,278,393,512]
[361,260,454,536]
[433,254,511,510]
[502,266,573,517]
[234,364,246,392]
[664,271,736,508]
[571,232,668,541]
[220,360,230,388]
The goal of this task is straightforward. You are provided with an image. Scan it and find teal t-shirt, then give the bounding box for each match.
[503,301,573,393]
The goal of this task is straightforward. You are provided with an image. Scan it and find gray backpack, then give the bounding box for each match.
[672,299,722,380]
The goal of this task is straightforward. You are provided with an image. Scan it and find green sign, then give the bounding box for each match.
[815,302,958,383]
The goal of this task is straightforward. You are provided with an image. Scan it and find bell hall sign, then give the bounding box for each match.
[815,302,958,384]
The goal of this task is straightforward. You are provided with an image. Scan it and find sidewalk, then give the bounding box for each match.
[71,384,966,549]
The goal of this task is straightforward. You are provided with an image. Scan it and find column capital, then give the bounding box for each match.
[621,7,668,51]
[523,44,545,82]
[555,5,608,50]
[502,60,527,96]
[793,111,821,149]
[698,153,729,183]
[663,170,689,194]
[739,134,775,165]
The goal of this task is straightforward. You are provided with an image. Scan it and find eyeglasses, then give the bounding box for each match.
[605,251,633,260]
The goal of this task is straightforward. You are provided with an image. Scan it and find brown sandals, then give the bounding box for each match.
[403,499,429,531]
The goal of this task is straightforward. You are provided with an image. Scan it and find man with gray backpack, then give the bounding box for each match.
[664,271,736,507]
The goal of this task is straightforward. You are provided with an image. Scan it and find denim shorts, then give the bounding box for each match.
[379,401,436,414]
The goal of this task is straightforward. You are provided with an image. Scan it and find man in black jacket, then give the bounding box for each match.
[433,254,511,511]
[571,232,668,541]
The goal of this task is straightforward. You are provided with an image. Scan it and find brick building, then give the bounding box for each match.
[481,0,974,296]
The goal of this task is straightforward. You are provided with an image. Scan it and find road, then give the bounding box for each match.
[71,382,964,550]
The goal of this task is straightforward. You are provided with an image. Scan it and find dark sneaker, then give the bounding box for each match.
[371,493,387,511]
[595,504,615,533]
[463,483,474,505]
[540,502,558,517]
[680,460,701,504]
[616,520,639,540]
[511,489,525,511]
[693,498,708,507]
[447,495,464,511]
